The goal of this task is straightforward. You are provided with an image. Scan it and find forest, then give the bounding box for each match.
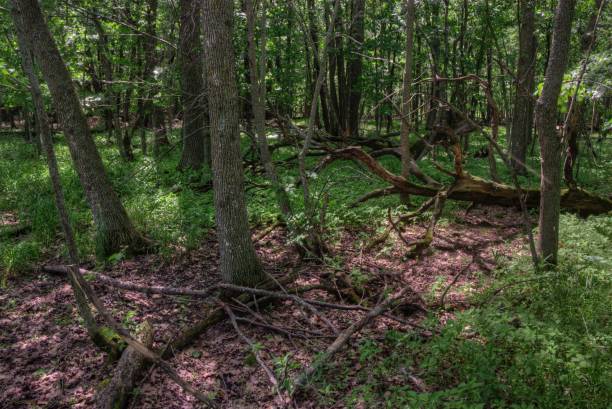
[0,0,611,407]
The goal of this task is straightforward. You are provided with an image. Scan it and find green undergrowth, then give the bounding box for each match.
[310,214,612,408]
[0,128,610,279]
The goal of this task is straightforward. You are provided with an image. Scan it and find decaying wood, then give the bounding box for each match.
[96,321,154,409]
[42,267,219,408]
[335,146,612,215]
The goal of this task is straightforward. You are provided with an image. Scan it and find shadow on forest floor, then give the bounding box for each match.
[0,205,528,408]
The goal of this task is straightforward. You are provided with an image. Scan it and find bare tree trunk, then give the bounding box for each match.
[563,0,605,187]
[10,0,146,257]
[11,9,121,354]
[509,0,537,174]
[245,0,292,220]
[535,0,577,266]
[92,17,131,161]
[400,0,416,205]
[178,0,210,170]
[346,0,365,137]
[202,0,264,286]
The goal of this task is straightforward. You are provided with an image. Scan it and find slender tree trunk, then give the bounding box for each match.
[11,4,115,351]
[535,0,577,266]
[400,0,416,205]
[346,0,365,137]
[509,0,537,174]
[92,17,130,161]
[10,0,146,257]
[202,0,264,286]
[178,0,209,170]
[563,0,605,187]
[245,0,292,220]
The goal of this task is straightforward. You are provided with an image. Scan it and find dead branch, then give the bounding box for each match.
[222,304,287,404]
[291,286,413,395]
[438,257,474,308]
[95,321,154,409]
[351,186,400,207]
[334,146,612,215]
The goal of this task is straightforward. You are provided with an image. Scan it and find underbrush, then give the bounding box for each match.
[313,214,612,408]
[0,129,610,281]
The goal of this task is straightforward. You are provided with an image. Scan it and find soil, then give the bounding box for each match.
[0,205,529,408]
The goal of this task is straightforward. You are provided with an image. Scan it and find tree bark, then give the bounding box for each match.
[245,0,292,220]
[178,0,210,170]
[202,0,264,286]
[509,0,537,174]
[346,0,365,137]
[400,0,416,205]
[534,0,577,265]
[563,0,605,187]
[10,0,146,257]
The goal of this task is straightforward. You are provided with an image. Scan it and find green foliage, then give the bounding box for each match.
[312,214,612,408]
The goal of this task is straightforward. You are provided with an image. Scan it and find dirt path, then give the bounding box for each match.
[0,205,528,408]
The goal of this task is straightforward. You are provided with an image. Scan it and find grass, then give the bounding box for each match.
[1,125,610,275]
[0,124,610,407]
[311,214,612,409]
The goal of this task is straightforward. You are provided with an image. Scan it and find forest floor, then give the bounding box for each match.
[0,205,528,409]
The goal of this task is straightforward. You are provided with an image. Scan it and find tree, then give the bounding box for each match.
[245,0,292,219]
[10,5,102,346]
[400,0,416,205]
[535,0,577,265]
[346,0,365,137]
[178,0,210,170]
[9,0,147,256]
[509,0,537,174]
[202,0,264,286]
[563,0,605,187]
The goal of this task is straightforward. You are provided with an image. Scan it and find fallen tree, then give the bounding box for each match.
[333,146,612,216]
[95,321,154,409]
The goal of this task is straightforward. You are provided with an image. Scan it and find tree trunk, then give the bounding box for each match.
[563,0,605,187]
[178,0,209,170]
[245,0,292,220]
[10,0,146,257]
[92,17,130,161]
[346,0,365,138]
[400,0,416,205]
[202,0,264,286]
[535,0,577,265]
[509,0,536,174]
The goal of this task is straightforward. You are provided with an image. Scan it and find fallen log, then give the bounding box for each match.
[95,321,154,409]
[336,146,612,216]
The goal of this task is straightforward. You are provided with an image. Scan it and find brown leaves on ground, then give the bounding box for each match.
[0,205,527,408]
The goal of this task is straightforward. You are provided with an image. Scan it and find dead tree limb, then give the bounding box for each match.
[222,304,287,404]
[438,257,474,308]
[95,321,154,409]
[334,146,612,215]
[291,286,413,395]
